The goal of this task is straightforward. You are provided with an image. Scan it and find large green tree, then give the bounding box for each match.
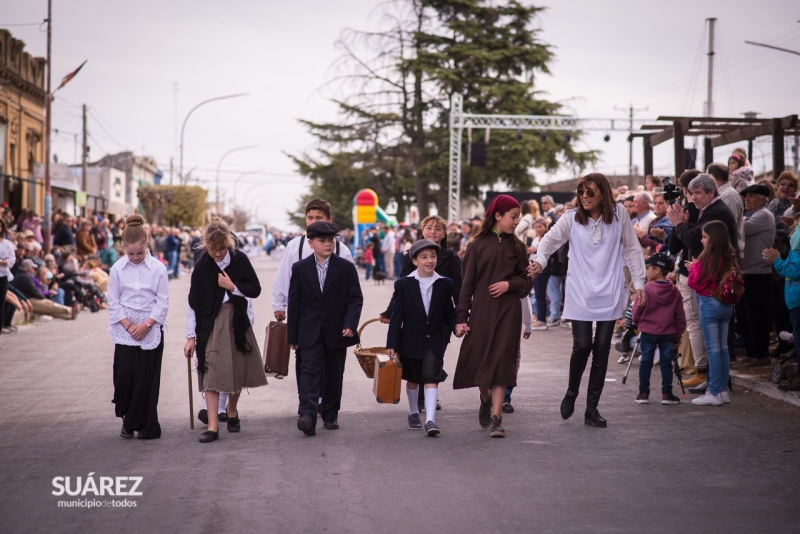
[290,0,595,224]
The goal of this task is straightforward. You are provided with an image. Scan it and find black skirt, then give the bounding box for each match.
[399,349,447,385]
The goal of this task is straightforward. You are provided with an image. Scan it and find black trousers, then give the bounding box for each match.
[736,274,773,359]
[568,320,616,409]
[295,348,325,405]
[0,276,7,334]
[298,337,346,426]
[112,333,164,438]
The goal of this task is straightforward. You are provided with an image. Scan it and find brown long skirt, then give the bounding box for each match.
[198,304,268,393]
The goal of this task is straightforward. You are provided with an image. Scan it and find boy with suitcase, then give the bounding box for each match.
[386,239,458,436]
[288,222,363,436]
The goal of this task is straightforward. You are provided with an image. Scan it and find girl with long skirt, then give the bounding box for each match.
[107,214,169,439]
[184,218,267,443]
[454,195,533,438]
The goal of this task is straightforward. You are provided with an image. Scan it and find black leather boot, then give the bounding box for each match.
[560,391,578,420]
[584,408,607,427]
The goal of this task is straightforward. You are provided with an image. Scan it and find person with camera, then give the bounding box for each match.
[667,173,739,391]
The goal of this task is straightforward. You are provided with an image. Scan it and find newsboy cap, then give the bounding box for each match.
[408,239,440,260]
[306,221,340,239]
[739,184,771,198]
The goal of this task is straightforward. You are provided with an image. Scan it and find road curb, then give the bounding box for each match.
[730,370,800,408]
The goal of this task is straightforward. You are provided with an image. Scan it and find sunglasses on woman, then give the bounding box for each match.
[577,188,598,198]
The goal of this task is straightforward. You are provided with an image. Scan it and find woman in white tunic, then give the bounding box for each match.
[529,173,646,427]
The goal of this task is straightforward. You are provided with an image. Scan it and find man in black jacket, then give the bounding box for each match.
[287,221,363,435]
[667,172,738,390]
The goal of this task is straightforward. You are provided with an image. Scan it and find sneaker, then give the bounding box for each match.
[683,373,707,388]
[408,413,422,430]
[502,402,515,413]
[561,320,572,328]
[691,391,723,406]
[547,318,561,327]
[617,353,631,364]
[635,392,649,404]
[489,416,505,438]
[531,321,548,331]
[661,392,681,405]
[687,381,708,395]
[479,396,492,429]
[120,424,133,439]
[719,390,731,404]
[424,420,440,436]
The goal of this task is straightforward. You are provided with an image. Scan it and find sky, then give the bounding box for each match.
[3,0,799,229]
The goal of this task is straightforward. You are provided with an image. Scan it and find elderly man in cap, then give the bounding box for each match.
[734,184,776,368]
[287,221,363,435]
[10,259,73,320]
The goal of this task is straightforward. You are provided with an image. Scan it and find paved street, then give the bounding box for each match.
[2,254,800,533]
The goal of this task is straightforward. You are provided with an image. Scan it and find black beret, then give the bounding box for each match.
[739,184,771,198]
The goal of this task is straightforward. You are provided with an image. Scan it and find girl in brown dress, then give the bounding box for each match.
[454,195,534,438]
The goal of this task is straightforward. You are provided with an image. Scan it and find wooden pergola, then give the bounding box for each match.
[630,115,799,178]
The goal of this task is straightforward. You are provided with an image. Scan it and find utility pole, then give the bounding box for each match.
[82,104,88,207]
[43,0,53,254]
[706,18,716,117]
[615,103,648,178]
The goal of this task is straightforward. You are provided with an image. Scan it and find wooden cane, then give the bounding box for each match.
[187,357,194,430]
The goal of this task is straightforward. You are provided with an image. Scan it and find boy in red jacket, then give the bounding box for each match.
[632,252,686,405]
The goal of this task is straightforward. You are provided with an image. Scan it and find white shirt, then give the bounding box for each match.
[272,234,354,313]
[0,238,15,279]
[408,269,442,316]
[186,251,254,338]
[382,230,396,254]
[107,250,169,349]
[534,204,646,321]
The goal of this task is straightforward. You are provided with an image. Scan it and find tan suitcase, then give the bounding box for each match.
[263,321,290,378]
[373,354,402,404]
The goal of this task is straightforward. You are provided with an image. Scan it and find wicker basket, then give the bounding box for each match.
[353,318,388,379]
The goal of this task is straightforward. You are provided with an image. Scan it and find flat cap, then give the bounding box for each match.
[306,221,340,239]
[739,184,771,197]
[408,239,440,260]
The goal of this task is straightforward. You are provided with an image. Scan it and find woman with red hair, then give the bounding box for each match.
[454,194,533,438]
[529,173,646,427]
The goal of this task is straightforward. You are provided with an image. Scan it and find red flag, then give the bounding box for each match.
[57,60,87,90]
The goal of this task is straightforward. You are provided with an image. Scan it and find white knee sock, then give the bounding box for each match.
[424,388,438,423]
[201,393,207,410]
[407,385,419,414]
[219,392,228,414]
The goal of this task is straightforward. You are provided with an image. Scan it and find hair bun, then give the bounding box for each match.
[124,214,146,228]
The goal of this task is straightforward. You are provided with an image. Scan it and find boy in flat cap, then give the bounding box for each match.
[632,252,686,406]
[287,221,363,436]
[386,239,458,436]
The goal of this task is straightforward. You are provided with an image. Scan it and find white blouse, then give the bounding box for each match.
[107,250,169,350]
[533,204,646,321]
[0,238,15,279]
[185,251,254,339]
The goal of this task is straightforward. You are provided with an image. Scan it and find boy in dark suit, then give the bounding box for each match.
[288,221,363,436]
[386,240,458,436]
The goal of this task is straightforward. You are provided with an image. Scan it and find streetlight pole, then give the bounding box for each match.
[215,145,257,214]
[178,92,248,185]
[231,169,262,208]
[43,0,53,253]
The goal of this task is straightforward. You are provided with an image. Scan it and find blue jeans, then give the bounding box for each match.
[167,250,179,278]
[547,276,563,321]
[365,264,372,280]
[532,273,550,322]
[790,307,800,367]
[52,288,65,306]
[376,252,386,274]
[698,295,733,395]
[394,252,404,279]
[638,333,674,394]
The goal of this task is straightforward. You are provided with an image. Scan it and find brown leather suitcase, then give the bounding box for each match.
[263,321,290,378]
[373,354,402,404]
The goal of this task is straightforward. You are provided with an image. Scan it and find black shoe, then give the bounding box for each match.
[489,416,505,438]
[218,412,229,423]
[199,430,219,443]
[136,433,160,440]
[560,392,577,420]
[425,420,440,436]
[227,417,240,433]
[688,381,708,395]
[197,409,208,425]
[584,408,607,428]
[408,413,422,430]
[502,402,515,413]
[297,417,316,436]
[436,401,442,411]
[120,424,133,439]
[323,420,339,430]
[479,396,492,429]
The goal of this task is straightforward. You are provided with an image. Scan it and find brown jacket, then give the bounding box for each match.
[76,228,98,256]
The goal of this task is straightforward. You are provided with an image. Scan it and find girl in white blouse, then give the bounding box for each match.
[0,218,16,347]
[107,214,169,439]
[530,173,646,428]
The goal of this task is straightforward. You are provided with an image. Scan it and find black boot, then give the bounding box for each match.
[584,408,607,427]
[560,391,578,420]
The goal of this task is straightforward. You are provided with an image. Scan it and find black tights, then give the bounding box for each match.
[567,320,616,410]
